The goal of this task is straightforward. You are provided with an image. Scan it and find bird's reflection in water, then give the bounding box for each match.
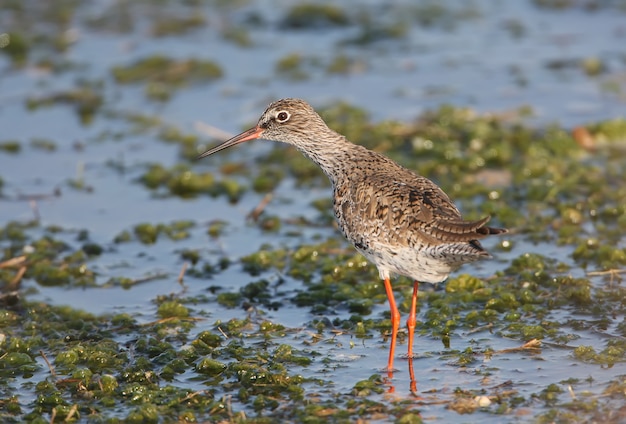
[384,357,420,397]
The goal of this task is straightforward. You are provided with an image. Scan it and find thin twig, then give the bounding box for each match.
[177,262,188,285]
[29,199,40,221]
[15,188,61,202]
[113,272,169,287]
[247,193,273,222]
[40,350,57,379]
[65,404,78,421]
[132,272,169,285]
[466,322,493,335]
[587,269,626,276]
[194,121,233,140]
[568,385,576,400]
[9,266,27,289]
[178,390,206,404]
[139,316,205,327]
[0,256,26,268]
[587,268,625,285]
[493,339,541,355]
[217,326,229,339]
[225,395,234,421]
[414,398,451,406]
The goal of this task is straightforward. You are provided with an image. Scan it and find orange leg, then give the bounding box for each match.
[408,357,418,395]
[406,280,419,358]
[383,277,400,372]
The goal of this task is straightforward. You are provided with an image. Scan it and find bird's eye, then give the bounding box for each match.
[276,111,290,123]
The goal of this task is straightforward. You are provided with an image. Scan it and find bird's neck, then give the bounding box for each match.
[294,132,364,187]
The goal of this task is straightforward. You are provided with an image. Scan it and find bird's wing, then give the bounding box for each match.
[338,170,497,248]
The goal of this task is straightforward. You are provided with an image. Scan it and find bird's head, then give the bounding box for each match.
[197,98,326,159]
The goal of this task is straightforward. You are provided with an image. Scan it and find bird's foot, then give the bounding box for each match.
[401,353,421,360]
[380,366,398,374]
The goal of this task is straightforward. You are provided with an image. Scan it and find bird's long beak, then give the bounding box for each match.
[197,126,263,159]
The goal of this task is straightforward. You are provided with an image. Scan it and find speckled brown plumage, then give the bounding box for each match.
[198,98,508,372]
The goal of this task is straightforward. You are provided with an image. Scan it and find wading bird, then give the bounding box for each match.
[198,98,507,372]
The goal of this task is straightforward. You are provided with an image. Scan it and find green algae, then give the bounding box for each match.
[0,32,29,66]
[275,53,311,81]
[216,291,242,308]
[157,301,190,319]
[343,21,408,45]
[112,56,223,85]
[3,85,622,418]
[326,53,365,75]
[2,4,626,421]
[122,221,195,245]
[25,85,104,125]
[0,273,621,424]
[241,246,288,276]
[0,140,21,154]
[151,13,206,37]
[221,26,254,47]
[139,163,245,201]
[111,55,222,101]
[280,4,350,29]
[226,235,625,368]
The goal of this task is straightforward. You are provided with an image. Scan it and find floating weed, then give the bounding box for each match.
[573,241,626,270]
[112,55,222,87]
[195,357,226,376]
[573,342,626,366]
[163,220,195,241]
[221,26,253,47]
[3,7,626,417]
[116,220,196,244]
[157,301,190,319]
[151,13,206,37]
[183,269,219,291]
[241,245,288,276]
[241,280,272,305]
[194,331,222,350]
[0,352,38,377]
[275,53,312,81]
[133,223,160,244]
[342,20,408,46]
[589,117,626,142]
[257,215,282,232]
[206,220,228,238]
[535,383,564,407]
[0,140,21,154]
[410,2,482,28]
[0,31,30,65]
[280,4,350,29]
[25,84,103,124]
[0,296,255,422]
[141,165,215,198]
[0,220,37,242]
[352,374,385,396]
[326,53,366,75]
[252,167,285,193]
[216,292,242,309]
[179,248,200,265]
[113,229,133,244]
[226,236,615,350]
[29,261,86,287]
[81,242,103,256]
[139,163,246,200]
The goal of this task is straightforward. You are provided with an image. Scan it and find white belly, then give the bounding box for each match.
[358,243,482,284]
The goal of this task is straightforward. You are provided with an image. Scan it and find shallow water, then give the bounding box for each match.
[1,0,626,422]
